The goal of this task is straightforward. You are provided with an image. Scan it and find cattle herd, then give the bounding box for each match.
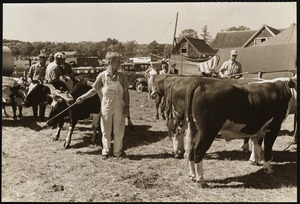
[2,73,297,188]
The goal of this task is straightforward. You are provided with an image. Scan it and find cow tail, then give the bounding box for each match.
[185,81,200,123]
[184,81,200,163]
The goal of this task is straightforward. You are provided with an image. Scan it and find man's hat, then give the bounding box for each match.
[231,50,238,56]
[62,52,66,59]
[54,52,64,59]
[38,53,47,58]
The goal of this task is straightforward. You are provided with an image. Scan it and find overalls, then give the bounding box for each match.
[101,74,125,156]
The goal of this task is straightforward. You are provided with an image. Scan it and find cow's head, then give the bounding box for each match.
[46,95,68,127]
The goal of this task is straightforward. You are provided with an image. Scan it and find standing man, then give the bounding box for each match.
[27,53,47,119]
[75,52,130,160]
[170,63,178,74]
[218,50,242,79]
[45,52,69,91]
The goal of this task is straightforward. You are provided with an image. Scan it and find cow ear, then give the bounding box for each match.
[288,79,296,89]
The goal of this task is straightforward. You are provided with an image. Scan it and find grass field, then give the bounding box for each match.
[1,89,297,202]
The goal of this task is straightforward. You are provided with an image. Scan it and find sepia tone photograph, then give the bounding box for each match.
[2,2,297,202]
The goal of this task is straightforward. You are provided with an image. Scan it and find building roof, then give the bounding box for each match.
[254,23,296,46]
[242,24,281,47]
[210,30,256,49]
[176,36,217,55]
[211,24,283,49]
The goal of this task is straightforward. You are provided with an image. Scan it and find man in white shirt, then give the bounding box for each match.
[218,50,242,79]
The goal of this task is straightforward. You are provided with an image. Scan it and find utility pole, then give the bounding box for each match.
[172,12,179,54]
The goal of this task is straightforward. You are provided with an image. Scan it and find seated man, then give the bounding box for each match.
[218,50,242,79]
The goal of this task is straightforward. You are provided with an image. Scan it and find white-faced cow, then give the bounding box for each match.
[184,77,297,187]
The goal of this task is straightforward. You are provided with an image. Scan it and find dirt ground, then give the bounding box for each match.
[1,89,297,202]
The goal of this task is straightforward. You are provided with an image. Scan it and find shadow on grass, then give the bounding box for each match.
[127,153,174,160]
[206,150,296,163]
[2,116,45,131]
[123,125,167,150]
[207,162,297,189]
[73,125,168,156]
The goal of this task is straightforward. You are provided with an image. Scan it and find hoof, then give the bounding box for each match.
[198,182,209,188]
[53,137,59,142]
[263,168,273,174]
[174,154,184,159]
[250,160,261,166]
[64,143,71,149]
[189,175,196,182]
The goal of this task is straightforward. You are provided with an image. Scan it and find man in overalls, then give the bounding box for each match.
[76,52,130,160]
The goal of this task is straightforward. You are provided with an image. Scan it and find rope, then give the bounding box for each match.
[46,102,78,123]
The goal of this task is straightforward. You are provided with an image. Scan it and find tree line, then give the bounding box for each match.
[3,38,173,61]
[4,25,249,60]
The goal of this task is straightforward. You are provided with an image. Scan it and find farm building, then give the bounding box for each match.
[215,23,296,79]
[169,36,218,75]
[171,24,296,77]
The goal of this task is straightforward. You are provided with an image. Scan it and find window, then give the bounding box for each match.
[254,37,270,45]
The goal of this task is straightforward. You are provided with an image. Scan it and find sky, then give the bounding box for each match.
[3,2,297,44]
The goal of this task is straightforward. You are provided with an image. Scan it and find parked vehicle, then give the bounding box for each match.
[120,62,151,92]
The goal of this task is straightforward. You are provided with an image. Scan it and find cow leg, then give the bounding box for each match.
[53,122,64,141]
[263,124,281,174]
[185,122,197,181]
[172,122,185,159]
[161,98,166,120]
[193,130,215,188]
[39,103,46,120]
[64,121,77,149]
[32,104,38,118]
[241,138,250,153]
[249,137,264,165]
[155,95,161,119]
[18,106,23,118]
[2,106,9,117]
[11,103,17,120]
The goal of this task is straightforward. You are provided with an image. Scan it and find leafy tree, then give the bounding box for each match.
[178,29,199,41]
[123,40,138,59]
[200,25,213,43]
[221,26,251,32]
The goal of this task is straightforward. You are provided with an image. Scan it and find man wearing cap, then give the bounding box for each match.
[218,50,242,79]
[45,52,69,91]
[61,52,79,82]
[27,53,47,119]
[61,52,73,76]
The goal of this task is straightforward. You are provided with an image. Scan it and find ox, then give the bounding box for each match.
[157,75,265,158]
[2,77,27,119]
[23,83,51,120]
[46,79,101,148]
[184,77,297,187]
